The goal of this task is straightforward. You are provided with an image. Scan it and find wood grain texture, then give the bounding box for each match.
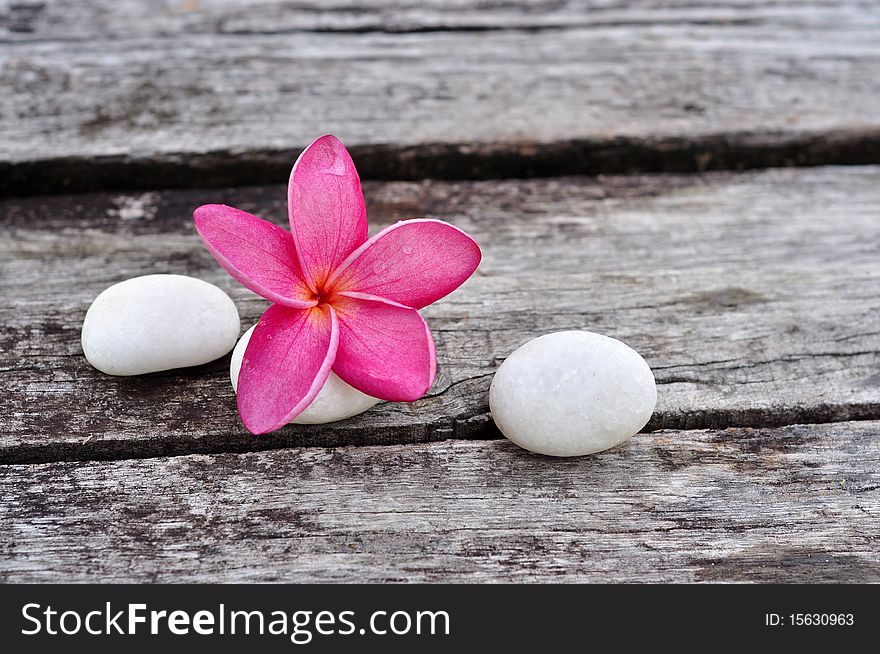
[2,1,880,194]
[2,166,879,463]
[5,0,874,39]
[2,420,877,582]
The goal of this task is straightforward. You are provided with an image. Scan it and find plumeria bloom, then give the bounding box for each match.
[194,135,481,434]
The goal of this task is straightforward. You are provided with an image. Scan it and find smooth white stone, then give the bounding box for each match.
[489,330,656,456]
[81,274,240,376]
[230,325,381,425]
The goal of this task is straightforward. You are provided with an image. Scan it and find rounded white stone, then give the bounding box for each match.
[489,330,656,456]
[230,325,381,425]
[81,274,240,376]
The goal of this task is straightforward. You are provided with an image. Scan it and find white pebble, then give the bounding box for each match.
[489,331,656,456]
[81,274,240,375]
[231,325,380,424]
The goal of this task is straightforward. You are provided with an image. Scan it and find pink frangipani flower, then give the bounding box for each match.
[194,135,481,434]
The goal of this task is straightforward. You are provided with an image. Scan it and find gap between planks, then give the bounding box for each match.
[3,415,880,468]
[6,0,873,39]
[5,130,880,198]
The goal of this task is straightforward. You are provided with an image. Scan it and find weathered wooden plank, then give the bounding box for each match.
[3,0,874,38]
[1,166,878,463]
[2,1,880,194]
[1,421,877,582]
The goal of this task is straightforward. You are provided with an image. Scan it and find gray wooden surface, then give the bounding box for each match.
[3,166,879,464]
[1,0,879,583]
[2,421,878,582]
[2,0,880,193]
[5,0,871,37]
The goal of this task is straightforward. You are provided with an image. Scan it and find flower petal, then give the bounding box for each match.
[331,295,436,402]
[288,135,368,290]
[194,204,315,308]
[237,303,338,434]
[328,219,481,309]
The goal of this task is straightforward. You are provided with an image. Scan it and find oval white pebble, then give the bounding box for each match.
[230,325,381,425]
[489,331,656,456]
[81,274,240,376]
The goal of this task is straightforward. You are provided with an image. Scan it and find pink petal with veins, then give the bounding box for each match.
[288,135,368,291]
[194,204,315,308]
[331,295,436,402]
[237,304,338,434]
[329,219,481,309]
